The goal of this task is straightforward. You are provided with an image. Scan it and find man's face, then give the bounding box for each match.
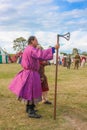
[32,38,38,47]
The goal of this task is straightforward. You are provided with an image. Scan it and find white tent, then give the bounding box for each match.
[0,47,8,63]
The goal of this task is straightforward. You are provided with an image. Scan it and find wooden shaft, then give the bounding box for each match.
[54,35,59,120]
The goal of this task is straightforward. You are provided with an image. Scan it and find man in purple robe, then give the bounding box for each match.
[9,36,59,118]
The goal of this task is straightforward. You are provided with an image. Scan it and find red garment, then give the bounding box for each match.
[81,56,86,62]
[39,61,49,92]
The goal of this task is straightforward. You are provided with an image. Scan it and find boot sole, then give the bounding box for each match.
[29,115,42,118]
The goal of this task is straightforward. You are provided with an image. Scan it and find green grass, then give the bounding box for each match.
[0,63,87,130]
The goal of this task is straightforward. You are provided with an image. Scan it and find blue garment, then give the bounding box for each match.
[52,47,55,53]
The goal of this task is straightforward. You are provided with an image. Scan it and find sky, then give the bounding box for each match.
[0,0,87,54]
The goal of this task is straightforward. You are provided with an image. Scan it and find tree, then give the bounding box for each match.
[60,52,67,55]
[81,51,87,56]
[13,37,27,52]
[72,48,78,55]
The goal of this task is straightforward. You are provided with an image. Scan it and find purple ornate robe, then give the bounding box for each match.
[9,46,53,103]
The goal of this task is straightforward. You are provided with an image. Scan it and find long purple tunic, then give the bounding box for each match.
[9,46,53,103]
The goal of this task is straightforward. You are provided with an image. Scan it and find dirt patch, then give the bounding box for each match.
[64,115,87,130]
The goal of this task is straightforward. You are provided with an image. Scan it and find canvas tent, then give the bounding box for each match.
[0,47,8,63]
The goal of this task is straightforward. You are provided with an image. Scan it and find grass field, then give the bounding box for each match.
[0,63,87,130]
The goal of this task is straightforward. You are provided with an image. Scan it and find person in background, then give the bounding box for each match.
[74,53,81,69]
[9,36,59,118]
[62,56,67,67]
[37,44,52,105]
[66,54,71,69]
[81,56,86,67]
[39,60,52,104]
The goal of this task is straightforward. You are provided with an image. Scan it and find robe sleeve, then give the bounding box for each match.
[31,48,54,60]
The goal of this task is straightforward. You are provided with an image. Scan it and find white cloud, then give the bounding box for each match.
[66,0,85,3]
[0,31,30,42]
[0,30,87,54]
[0,0,87,54]
[0,0,12,12]
[60,31,87,53]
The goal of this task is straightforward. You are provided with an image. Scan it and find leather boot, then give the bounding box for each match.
[26,104,30,113]
[28,104,41,118]
[26,104,38,113]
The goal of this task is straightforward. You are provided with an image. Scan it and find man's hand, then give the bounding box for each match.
[55,44,60,50]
